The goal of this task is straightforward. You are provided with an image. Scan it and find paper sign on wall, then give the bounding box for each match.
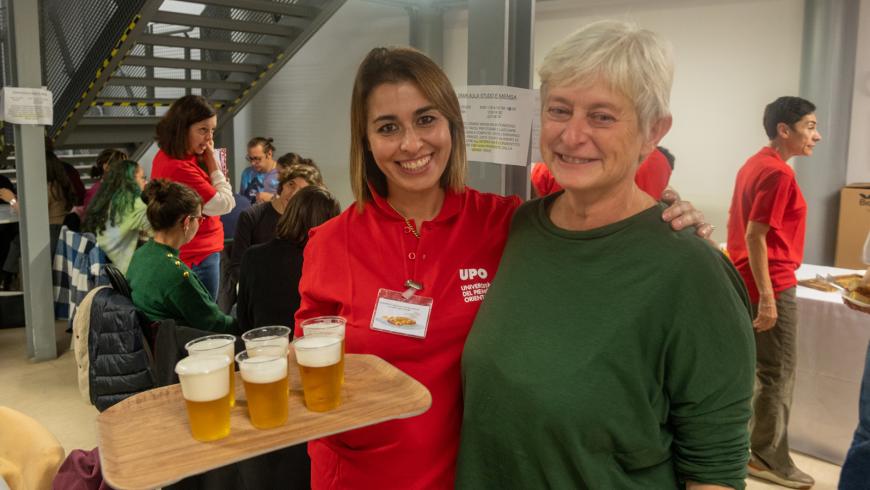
[0,87,53,125]
[456,86,534,167]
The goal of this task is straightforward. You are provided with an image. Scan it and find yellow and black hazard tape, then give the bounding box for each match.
[54,14,143,142]
[227,52,286,113]
[90,100,225,108]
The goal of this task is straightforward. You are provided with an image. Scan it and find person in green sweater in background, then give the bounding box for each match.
[456,20,755,489]
[126,179,236,334]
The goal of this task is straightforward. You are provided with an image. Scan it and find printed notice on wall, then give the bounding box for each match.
[456,86,534,167]
[0,87,54,125]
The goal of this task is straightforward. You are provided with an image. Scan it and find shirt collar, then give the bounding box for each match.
[367,183,463,223]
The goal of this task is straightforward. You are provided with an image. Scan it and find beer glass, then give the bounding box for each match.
[300,316,346,385]
[241,326,290,355]
[293,336,343,412]
[236,346,289,429]
[186,334,237,407]
[175,354,232,442]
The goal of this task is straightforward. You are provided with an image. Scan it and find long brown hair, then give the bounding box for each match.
[155,95,216,158]
[349,47,466,211]
[275,186,340,245]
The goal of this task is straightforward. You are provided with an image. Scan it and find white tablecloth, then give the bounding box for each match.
[789,263,869,464]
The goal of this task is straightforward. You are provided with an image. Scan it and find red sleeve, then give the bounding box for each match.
[748,170,793,230]
[166,161,217,203]
[530,162,561,197]
[294,225,342,339]
[635,149,672,200]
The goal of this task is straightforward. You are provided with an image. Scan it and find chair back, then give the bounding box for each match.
[104,264,131,299]
[0,406,64,490]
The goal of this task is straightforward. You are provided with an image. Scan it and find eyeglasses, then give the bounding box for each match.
[245,155,263,163]
[188,215,206,224]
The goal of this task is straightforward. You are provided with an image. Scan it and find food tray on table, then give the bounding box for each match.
[798,274,863,292]
[98,354,431,490]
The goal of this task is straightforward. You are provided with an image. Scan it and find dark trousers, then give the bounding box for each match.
[839,340,870,489]
[750,287,798,471]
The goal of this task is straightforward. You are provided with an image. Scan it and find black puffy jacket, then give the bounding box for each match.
[88,287,155,411]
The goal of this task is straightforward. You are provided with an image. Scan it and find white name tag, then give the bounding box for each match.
[370,288,433,339]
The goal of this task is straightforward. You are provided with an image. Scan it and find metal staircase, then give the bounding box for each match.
[38,0,346,159]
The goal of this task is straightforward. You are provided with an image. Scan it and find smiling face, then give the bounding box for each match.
[365,81,452,200]
[781,113,821,158]
[541,79,667,195]
[186,116,217,156]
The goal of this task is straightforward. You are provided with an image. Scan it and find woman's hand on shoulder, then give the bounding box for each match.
[660,187,714,242]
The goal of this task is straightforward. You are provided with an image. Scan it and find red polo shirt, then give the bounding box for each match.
[530,148,673,199]
[151,149,223,265]
[296,186,521,490]
[726,146,807,303]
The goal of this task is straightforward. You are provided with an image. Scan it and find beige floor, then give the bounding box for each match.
[0,325,847,488]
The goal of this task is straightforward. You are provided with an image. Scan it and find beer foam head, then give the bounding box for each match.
[175,355,230,402]
[244,335,289,354]
[186,336,235,358]
[302,322,345,337]
[294,336,342,367]
[238,355,288,384]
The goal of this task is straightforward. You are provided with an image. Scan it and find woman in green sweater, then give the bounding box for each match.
[456,21,755,489]
[82,160,150,274]
[126,179,236,334]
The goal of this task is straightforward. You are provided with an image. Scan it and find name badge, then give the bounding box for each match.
[370,288,433,339]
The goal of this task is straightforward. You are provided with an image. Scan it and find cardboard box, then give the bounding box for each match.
[835,183,870,269]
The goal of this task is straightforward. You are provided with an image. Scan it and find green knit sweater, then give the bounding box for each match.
[457,197,755,489]
[126,240,236,334]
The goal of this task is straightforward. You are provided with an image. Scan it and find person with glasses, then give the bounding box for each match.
[151,95,235,301]
[126,179,236,334]
[240,136,280,204]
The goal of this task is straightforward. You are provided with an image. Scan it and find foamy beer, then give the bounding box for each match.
[300,316,346,385]
[293,336,343,412]
[185,334,237,407]
[236,346,289,429]
[242,326,290,355]
[174,354,232,442]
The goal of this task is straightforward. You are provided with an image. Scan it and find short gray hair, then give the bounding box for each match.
[538,20,674,134]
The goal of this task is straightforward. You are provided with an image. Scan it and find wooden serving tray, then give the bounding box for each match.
[98,354,432,490]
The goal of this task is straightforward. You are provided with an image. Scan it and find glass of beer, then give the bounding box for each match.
[293,335,343,412]
[236,346,289,429]
[185,334,237,407]
[175,354,232,442]
[300,316,346,385]
[242,326,290,355]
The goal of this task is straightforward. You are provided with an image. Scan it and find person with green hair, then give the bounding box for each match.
[82,160,150,274]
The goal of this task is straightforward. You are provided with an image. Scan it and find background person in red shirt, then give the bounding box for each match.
[726,96,821,489]
[151,95,235,299]
[295,46,712,490]
[531,145,674,199]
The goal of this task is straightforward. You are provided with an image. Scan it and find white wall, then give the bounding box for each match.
[242,0,409,209]
[443,0,804,242]
[847,0,870,184]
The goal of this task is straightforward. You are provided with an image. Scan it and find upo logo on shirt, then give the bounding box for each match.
[459,268,490,304]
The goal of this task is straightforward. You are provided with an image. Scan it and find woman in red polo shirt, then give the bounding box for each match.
[726,96,821,489]
[295,47,711,490]
[151,95,234,299]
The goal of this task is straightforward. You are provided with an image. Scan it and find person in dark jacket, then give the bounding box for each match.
[126,179,237,334]
[237,185,340,333]
[226,164,324,310]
